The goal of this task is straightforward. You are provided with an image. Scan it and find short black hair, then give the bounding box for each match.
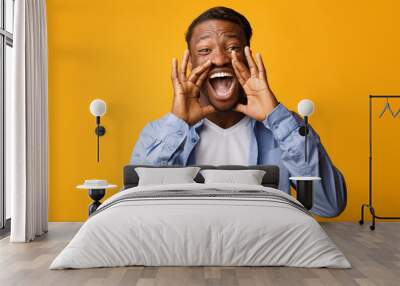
[185,6,252,47]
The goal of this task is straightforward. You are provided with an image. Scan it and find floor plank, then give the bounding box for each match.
[0,222,399,286]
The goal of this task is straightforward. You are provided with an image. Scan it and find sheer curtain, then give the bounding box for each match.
[8,0,48,242]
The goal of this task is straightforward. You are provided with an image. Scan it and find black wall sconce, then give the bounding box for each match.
[298,99,314,164]
[289,99,321,210]
[89,99,107,162]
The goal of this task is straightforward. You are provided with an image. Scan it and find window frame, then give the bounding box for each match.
[0,0,14,232]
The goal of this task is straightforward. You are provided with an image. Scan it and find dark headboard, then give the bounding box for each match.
[123,165,280,190]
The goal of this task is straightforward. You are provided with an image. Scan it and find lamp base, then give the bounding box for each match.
[88,189,105,215]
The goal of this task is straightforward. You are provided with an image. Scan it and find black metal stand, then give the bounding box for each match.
[95,116,106,162]
[88,188,105,216]
[359,95,400,231]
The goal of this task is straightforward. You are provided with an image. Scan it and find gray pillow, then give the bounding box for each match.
[135,167,201,186]
[200,169,266,185]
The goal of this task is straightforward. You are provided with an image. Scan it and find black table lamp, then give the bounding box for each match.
[289,99,321,210]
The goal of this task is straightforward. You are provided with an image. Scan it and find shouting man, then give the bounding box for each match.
[130,6,346,217]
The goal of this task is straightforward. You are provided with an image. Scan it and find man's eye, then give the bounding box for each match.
[227,46,240,52]
[198,48,211,54]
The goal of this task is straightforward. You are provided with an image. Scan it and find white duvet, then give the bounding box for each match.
[50,183,351,269]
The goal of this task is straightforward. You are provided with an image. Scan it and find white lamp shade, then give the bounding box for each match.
[90,99,107,117]
[297,99,315,117]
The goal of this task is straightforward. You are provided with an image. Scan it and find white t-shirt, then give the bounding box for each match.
[194,116,252,165]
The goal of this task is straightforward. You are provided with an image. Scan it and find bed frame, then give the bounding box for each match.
[123,165,280,190]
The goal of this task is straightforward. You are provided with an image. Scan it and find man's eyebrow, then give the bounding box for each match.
[194,32,241,44]
[222,33,241,40]
[195,34,212,44]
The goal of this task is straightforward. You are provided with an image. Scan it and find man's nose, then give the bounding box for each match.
[211,48,231,66]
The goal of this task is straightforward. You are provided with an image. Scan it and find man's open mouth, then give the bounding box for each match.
[207,71,237,100]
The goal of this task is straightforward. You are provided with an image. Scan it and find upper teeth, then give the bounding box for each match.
[209,72,233,79]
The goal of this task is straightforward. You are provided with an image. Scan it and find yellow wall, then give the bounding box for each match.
[47,0,400,222]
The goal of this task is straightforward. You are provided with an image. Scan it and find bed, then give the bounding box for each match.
[49,165,351,269]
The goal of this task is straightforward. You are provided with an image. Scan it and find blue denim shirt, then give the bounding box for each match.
[130,103,347,218]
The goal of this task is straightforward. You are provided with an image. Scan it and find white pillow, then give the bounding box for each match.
[200,169,266,185]
[135,167,201,186]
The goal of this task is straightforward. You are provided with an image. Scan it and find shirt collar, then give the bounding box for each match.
[191,118,205,133]
[192,116,257,131]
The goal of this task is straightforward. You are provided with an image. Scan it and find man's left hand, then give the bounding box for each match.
[232,46,279,121]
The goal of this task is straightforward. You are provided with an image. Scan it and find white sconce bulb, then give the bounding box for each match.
[90,99,107,117]
[298,99,315,117]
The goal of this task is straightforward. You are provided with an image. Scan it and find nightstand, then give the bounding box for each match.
[77,180,117,216]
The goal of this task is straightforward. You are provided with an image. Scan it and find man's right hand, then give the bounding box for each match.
[171,49,216,126]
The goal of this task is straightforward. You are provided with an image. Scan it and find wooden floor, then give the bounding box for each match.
[0,222,399,286]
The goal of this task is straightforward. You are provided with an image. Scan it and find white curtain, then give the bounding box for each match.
[8,0,48,242]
